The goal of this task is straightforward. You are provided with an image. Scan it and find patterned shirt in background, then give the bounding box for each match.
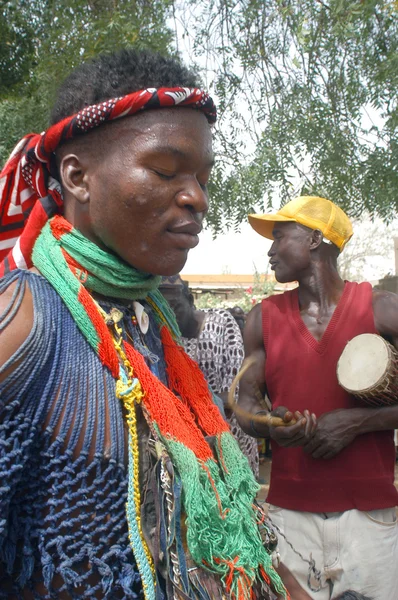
[182,308,259,479]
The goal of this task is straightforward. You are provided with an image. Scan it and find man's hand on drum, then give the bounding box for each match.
[303,408,357,459]
[269,407,317,448]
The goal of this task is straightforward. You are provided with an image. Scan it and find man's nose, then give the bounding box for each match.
[176,179,209,215]
[268,242,275,257]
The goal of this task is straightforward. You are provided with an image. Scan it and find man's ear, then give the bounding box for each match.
[309,229,323,250]
[59,154,90,205]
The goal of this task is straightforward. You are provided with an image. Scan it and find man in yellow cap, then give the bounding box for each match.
[238,196,398,599]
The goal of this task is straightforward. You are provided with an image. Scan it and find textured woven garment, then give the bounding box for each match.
[26,216,286,600]
[0,271,283,600]
[0,87,216,275]
[0,271,147,599]
[182,309,259,479]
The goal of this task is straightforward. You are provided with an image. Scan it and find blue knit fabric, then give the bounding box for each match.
[0,270,169,599]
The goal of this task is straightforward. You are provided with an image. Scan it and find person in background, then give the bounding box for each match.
[238,195,398,600]
[160,275,260,479]
[227,305,246,334]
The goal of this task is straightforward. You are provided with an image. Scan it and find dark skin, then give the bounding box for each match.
[238,221,398,459]
[0,108,214,373]
[276,563,312,600]
[0,118,307,599]
[160,285,312,598]
[0,109,216,599]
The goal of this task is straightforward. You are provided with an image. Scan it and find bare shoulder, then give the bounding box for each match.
[0,275,34,374]
[372,289,398,337]
[243,303,264,353]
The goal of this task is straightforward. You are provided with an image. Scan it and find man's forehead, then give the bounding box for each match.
[272,222,296,235]
[115,106,211,134]
[105,108,214,158]
[57,106,214,165]
[272,221,311,236]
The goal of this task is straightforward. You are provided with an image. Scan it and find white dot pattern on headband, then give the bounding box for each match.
[76,100,116,131]
[196,92,209,107]
[22,161,34,187]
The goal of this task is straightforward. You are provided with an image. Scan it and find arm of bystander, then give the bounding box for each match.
[237,303,317,446]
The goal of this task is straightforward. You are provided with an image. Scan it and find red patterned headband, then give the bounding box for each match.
[0,87,216,275]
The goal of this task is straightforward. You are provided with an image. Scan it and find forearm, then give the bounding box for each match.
[275,563,312,600]
[352,404,398,435]
[239,308,269,437]
[236,391,271,438]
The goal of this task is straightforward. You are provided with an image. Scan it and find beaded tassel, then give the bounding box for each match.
[113,321,156,600]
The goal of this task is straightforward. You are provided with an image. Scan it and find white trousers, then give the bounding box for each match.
[268,504,398,600]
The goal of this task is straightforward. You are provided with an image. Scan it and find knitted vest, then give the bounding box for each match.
[262,281,397,512]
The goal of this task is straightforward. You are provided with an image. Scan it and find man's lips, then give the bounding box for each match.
[168,221,202,236]
[269,260,278,270]
[166,221,202,249]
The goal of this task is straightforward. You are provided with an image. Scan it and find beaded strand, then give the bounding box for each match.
[111,317,156,600]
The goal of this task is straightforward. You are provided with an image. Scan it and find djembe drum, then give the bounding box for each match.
[337,333,398,406]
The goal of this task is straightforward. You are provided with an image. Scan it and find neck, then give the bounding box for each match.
[33,215,161,301]
[297,262,345,312]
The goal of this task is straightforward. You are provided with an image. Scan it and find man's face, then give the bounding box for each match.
[160,286,194,332]
[69,108,214,275]
[268,222,313,283]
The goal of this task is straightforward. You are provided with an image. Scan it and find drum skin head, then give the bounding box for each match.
[337,333,390,393]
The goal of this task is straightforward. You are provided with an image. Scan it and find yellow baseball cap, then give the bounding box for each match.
[248,196,353,251]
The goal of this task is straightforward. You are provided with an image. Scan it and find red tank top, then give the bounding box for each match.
[262,281,397,512]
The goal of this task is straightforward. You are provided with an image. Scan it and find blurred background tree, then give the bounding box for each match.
[0,0,173,164]
[1,0,397,234]
[177,0,398,232]
[337,213,398,281]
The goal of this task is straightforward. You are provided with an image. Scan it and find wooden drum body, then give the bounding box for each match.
[337,333,398,406]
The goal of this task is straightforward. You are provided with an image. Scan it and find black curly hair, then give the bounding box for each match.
[50,48,201,124]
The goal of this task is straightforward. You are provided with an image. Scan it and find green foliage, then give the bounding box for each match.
[181,0,398,231]
[2,0,397,233]
[0,3,34,93]
[0,0,173,165]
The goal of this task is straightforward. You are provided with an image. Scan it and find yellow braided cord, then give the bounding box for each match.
[111,321,155,595]
[117,382,155,571]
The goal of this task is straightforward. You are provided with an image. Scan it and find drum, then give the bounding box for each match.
[337,333,398,406]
